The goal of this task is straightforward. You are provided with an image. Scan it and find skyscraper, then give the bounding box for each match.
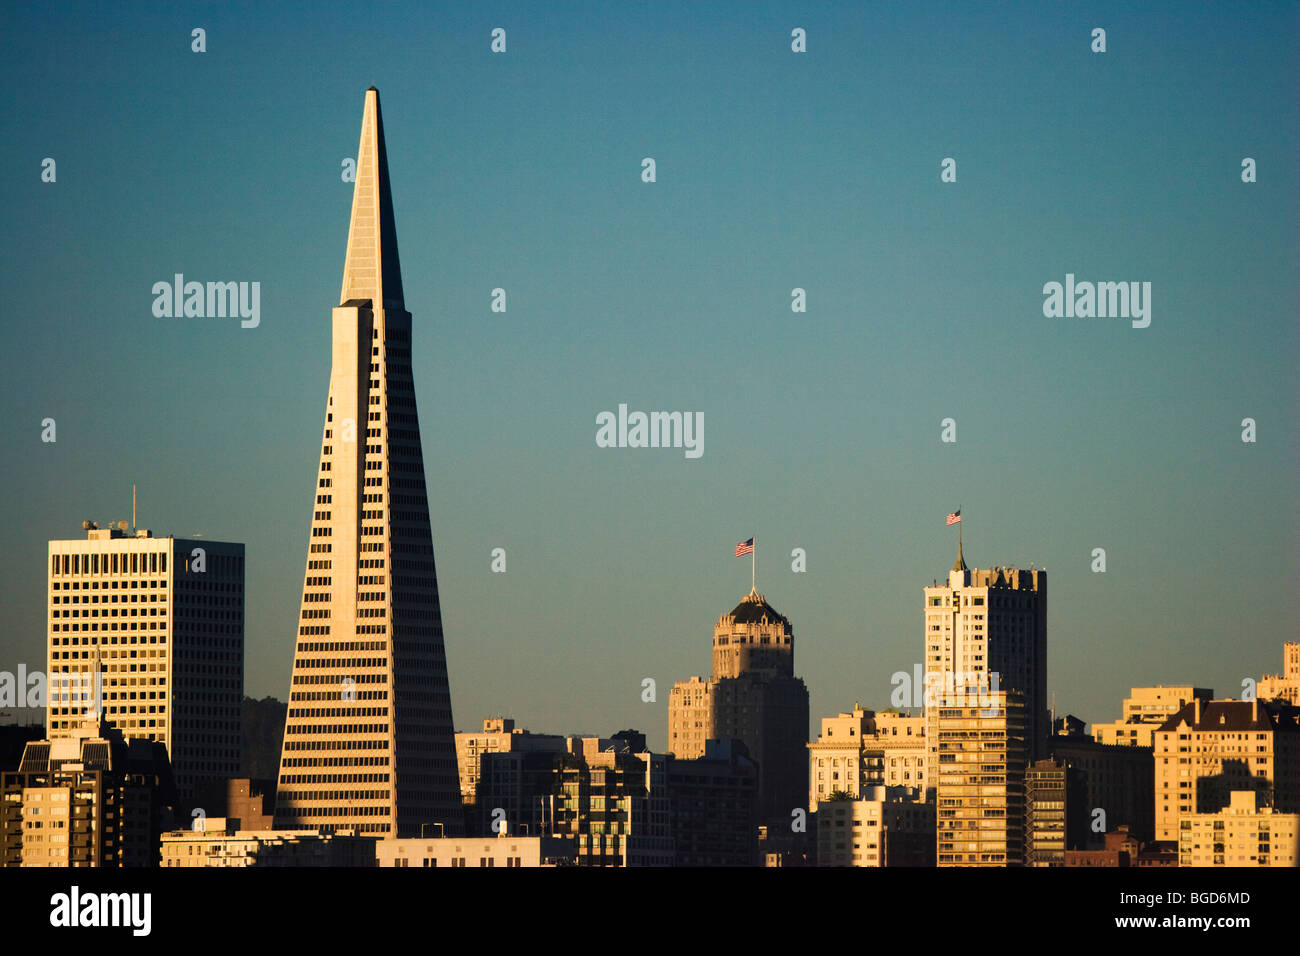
[923,543,1047,792]
[47,524,243,805]
[668,588,810,830]
[273,88,461,836]
[934,688,1026,866]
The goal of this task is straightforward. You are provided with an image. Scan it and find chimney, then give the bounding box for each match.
[1194,698,1200,725]
[1252,697,1258,723]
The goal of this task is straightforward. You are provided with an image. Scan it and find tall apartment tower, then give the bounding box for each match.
[47,525,243,804]
[273,88,461,836]
[923,543,1046,793]
[668,588,810,828]
[935,689,1027,866]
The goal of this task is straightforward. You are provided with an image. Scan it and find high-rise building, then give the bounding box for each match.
[1092,686,1213,748]
[273,88,461,836]
[47,524,244,803]
[668,589,810,831]
[923,544,1046,792]
[1257,643,1300,706]
[935,689,1026,866]
[1024,757,1087,865]
[1152,698,1300,841]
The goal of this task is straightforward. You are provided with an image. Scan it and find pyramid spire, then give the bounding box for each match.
[276,87,461,836]
[340,87,405,309]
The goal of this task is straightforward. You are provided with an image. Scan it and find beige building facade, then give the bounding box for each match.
[2,717,173,867]
[376,835,575,867]
[923,546,1046,792]
[274,89,461,837]
[1093,686,1213,748]
[1153,698,1300,841]
[161,825,374,867]
[807,706,926,811]
[455,717,565,807]
[935,689,1026,866]
[816,786,934,867]
[47,525,244,802]
[1177,790,1299,867]
[1257,642,1300,706]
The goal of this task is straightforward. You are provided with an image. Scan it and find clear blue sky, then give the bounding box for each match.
[2,1,1296,749]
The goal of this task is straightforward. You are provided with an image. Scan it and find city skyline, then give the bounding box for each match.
[2,2,1296,754]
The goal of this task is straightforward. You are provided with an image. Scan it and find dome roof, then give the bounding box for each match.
[728,589,789,625]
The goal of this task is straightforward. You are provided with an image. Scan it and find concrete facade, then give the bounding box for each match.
[923,546,1047,793]
[47,526,243,803]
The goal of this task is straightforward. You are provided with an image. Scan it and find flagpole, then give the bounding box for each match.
[752,539,756,592]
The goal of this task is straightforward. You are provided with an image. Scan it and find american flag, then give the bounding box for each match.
[946,510,961,526]
[735,537,754,557]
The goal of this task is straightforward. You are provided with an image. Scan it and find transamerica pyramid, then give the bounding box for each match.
[273,88,462,836]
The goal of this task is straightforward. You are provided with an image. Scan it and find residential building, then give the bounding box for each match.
[1153,698,1300,841]
[807,705,926,811]
[935,688,1026,866]
[816,786,934,867]
[923,544,1047,793]
[1093,686,1213,748]
[1024,757,1087,865]
[2,716,177,867]
[1177,789,1299,867]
